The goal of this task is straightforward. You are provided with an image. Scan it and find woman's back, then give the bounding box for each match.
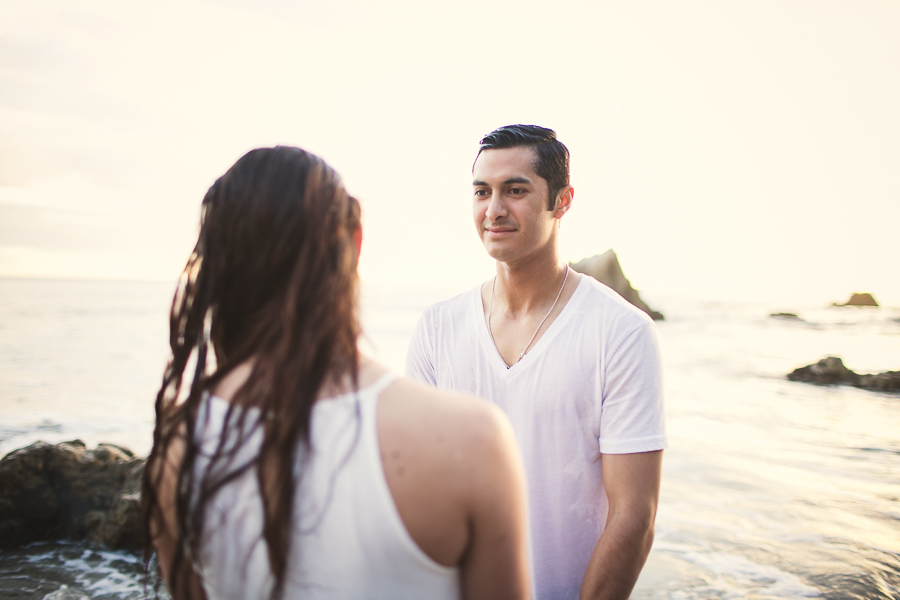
[192,361,528,600]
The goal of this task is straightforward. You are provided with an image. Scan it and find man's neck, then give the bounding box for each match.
[493,250,569,315]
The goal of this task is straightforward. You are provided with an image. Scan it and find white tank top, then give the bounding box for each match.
[192,373,461,600]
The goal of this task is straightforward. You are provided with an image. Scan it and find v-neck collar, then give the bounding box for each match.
[474,275,587,375]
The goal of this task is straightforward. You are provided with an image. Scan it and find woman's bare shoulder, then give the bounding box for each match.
[379,376,515,456]
[375,374,526,573]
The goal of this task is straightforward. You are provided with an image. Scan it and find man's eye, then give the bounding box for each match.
[474,189,488,197]
[510,188,525,194]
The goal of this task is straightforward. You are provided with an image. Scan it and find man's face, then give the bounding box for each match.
[472,146,561,265]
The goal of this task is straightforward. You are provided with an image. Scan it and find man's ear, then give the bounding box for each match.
[353,226,363,268]
[553,186,574,219]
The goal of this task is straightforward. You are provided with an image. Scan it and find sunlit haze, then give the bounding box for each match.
[1,0,898,306]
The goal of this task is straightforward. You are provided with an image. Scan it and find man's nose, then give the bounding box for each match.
[485,192,507,221]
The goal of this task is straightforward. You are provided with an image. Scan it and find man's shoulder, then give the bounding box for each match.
[418,284,481,325]
[573,275,655,331]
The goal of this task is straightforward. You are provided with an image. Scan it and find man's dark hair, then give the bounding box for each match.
[476,124,570,210]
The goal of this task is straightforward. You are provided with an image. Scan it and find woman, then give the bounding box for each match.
[143,147,530,600]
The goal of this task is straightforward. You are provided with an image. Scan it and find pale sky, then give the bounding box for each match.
[1,0,898,305]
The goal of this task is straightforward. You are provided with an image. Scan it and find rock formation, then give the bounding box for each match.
[787,357,900,392]
[787,357,860,386]
[835,292,879,307]
[569,250,664,320]
[0,440,145,551]
[857,371,900,392]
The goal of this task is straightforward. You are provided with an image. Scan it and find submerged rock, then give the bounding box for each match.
[787,357,900,392]
[0,440,145,551]
[788,357,860,386]
[569,250,664,320]
[834,292,879,307]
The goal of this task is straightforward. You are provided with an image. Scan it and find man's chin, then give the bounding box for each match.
[482,245,515,263]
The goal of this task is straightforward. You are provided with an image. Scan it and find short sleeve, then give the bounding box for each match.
[405,309,437,386]
[598,319,667,454]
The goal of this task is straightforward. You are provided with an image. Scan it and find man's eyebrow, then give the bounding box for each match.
[503,177,531,185]
[472,176,533,186]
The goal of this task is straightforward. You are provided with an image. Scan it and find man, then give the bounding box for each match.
[406,125,667,600]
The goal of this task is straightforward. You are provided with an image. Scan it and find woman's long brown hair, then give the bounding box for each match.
[142,147,361,599]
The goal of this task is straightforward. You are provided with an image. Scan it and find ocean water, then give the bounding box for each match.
[1,278,898,599]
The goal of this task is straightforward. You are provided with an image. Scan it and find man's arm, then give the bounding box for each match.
[579,450,662,600]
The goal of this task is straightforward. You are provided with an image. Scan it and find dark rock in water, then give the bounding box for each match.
[770,312,802,320]
[788,357,860,386]
[0,440,145,551]
[834,292,879,307]
[569,250,664,320]
[858,371,900,392]
[788,357,900,392]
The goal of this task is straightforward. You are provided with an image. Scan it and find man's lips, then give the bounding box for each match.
[485,227,515,236]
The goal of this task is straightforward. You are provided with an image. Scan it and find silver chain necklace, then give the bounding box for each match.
[488,266,569,369]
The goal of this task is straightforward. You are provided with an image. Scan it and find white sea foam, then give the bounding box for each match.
[22,545,147,599]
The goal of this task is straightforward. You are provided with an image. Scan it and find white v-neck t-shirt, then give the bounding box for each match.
[406,275,667,600]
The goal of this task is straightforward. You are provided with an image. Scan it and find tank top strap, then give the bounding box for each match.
[358,371,399,401]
